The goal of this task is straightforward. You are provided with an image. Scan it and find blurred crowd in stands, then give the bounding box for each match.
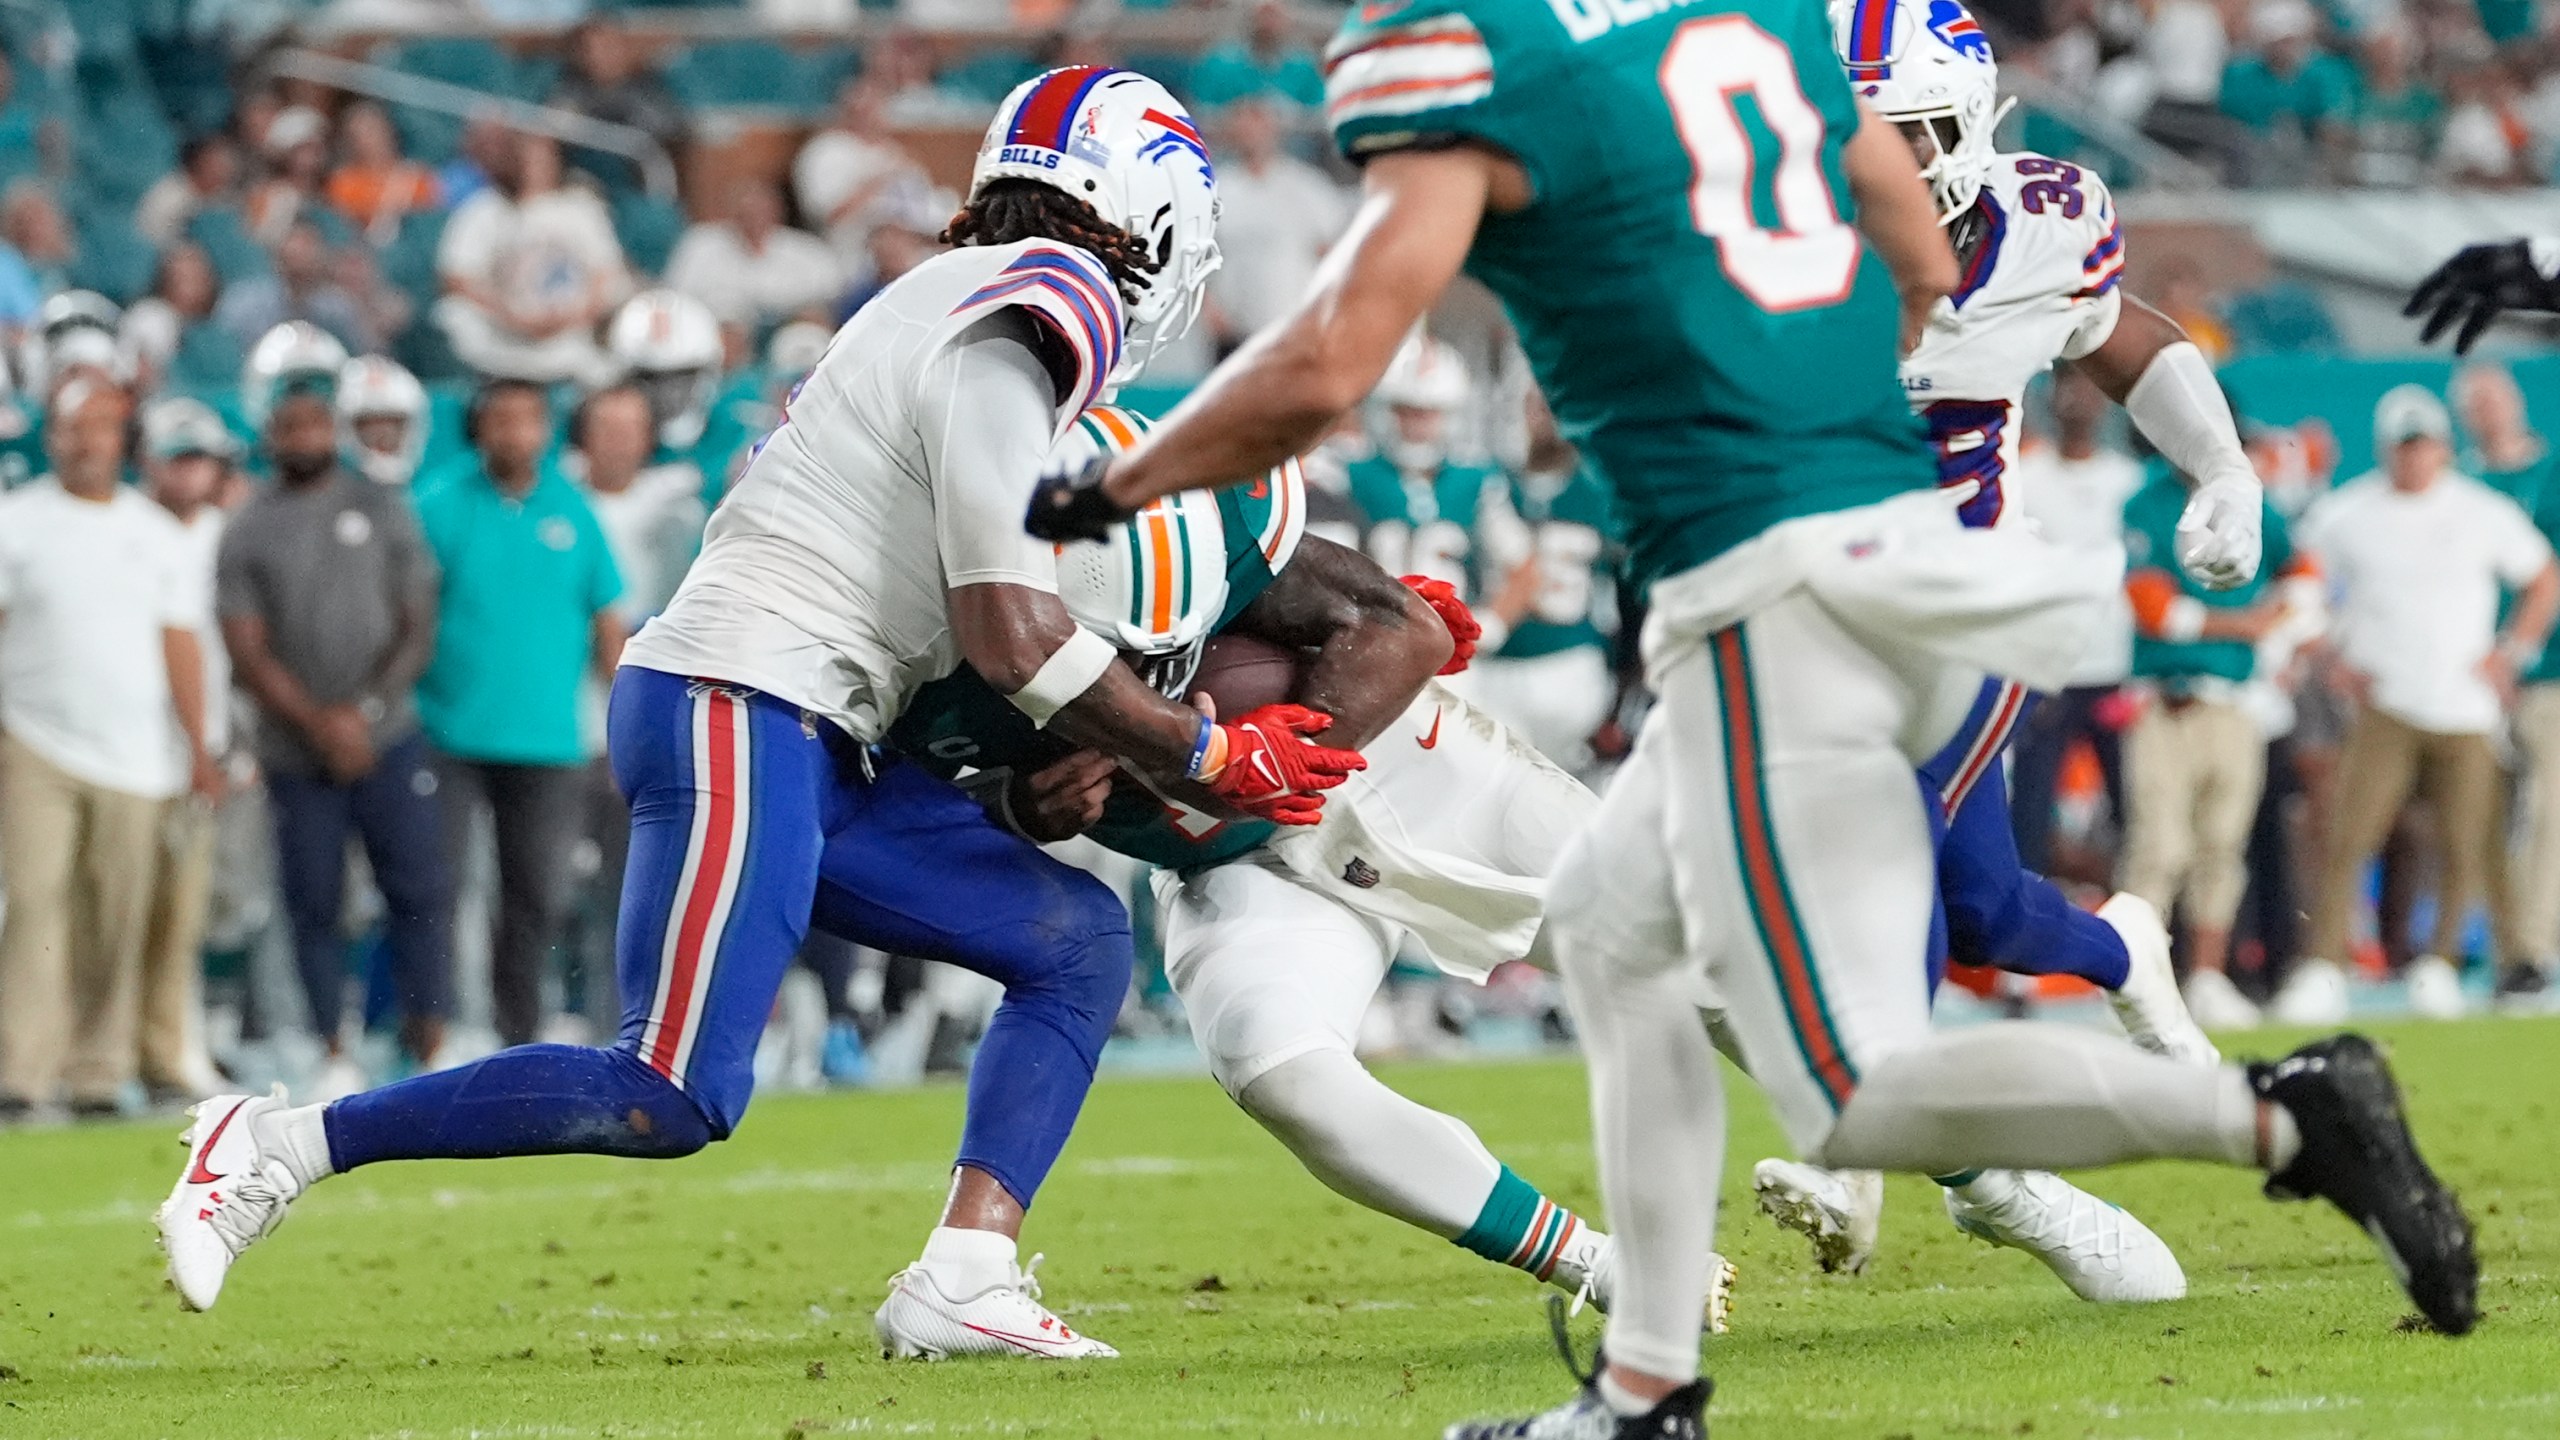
[2,0,2560,1125]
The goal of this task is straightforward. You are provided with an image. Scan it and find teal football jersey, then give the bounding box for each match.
[887,416,1309,872]
[1343,455,1502,602]
[1485,465,1614,658]
[1325,0,1935,589]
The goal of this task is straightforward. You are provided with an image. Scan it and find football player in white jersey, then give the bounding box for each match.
[1749,0,2272,1301]
[156,68,1380,1361]
[984,411,1735,1327]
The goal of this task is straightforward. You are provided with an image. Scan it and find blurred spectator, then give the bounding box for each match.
[549,19,686,188]
[216,218,375,353]
[246,104,333,246]
[2220,0,2354,174]
[326,101,440,244]
[663,177,841,336]
[2438,60,2534,186]
[138,135,242,251]
[572,384,704,622]
[1192,0,1326,109]
[335,243,413,354]
[438,116,511,210]
[138,399,243,1104]
[2455,359,2549,504]
[0,49,40,166]
[0,376,213,1121]
[2135,0,2234,158]
[2120,468,2315,1031]
[2513,468,2560,1004]
[2345,26,2440,187]
[2293,385,2558,1021]
[866,31,985,127]
[793,78,926,268]
[434,132,626,386]
[837,183,952,317]
[2009,373,2141,876]
[414,379,623,1047]
[220,340,449,1093]
[0,183,72,329]
[1207,96,1351,351]
[123,242,244,396]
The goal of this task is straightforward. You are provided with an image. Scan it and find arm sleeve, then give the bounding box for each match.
[923,314,1067,594]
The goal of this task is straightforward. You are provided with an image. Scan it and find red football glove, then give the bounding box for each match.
[1201,704,1366,826]
[1402,575,1480,675]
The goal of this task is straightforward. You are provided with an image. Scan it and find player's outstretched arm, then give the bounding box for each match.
[2071,296,2264,589]
[1225,536,1452,749]
[1025,147,1509,541]
[1842,99,1959,355]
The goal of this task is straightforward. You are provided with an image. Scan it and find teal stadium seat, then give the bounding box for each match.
[611,190,686,276]
[667,40,812,111]
[186,207,271,288]
[71,62,176,205]
[68,205,155,303]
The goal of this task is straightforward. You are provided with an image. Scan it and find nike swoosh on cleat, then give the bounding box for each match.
[1418,709,1442,749]
[183,1100,249,1186]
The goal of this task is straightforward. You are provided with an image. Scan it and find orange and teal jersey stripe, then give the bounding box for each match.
[1710,627,1860,1112]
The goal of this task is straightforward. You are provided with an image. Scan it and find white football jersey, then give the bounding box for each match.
[624,239,1125,743]
[1901,152,2126,530]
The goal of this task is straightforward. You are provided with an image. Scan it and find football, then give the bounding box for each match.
[1184,633,1304,717]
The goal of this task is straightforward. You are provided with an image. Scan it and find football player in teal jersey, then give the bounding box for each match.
[1027,0,2476,1427]
[1465,382,1618,771]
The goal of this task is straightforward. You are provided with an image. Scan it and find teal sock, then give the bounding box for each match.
[1455,1165,1586,1280]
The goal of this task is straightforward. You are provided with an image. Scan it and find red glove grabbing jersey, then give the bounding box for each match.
[1201,704,1366,826]
[1402,576,1480,675]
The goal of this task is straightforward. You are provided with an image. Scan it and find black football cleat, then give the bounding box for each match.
[1443,1299,1711,1440]
[2251,1033,2479,1335]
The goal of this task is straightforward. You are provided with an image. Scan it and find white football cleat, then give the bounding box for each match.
[2405,954,2468,1020]
[2270,957,2351,1027]
[1560,1232,1736,1334]
[875,1254,1119,1360]
[1752,1159,1882,1275]
[1943,1168,2186,1303]
[2184,966,2264,1032]
[2098,893,2218,1066]
[156,1090,305,1311]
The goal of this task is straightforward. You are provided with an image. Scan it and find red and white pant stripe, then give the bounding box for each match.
[638,685,754,1084]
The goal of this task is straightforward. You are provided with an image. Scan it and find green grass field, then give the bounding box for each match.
[8,1017,2556,1439]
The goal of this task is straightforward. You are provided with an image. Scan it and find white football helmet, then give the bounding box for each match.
[142,396,242,464]
[1375,333,1470,413]
[972,67,1221,385]
[337,354,429,485]
[1832,0,2012,223]
[243,321,352,428]
[19,289,130,395]
[608,289,725,451]
[1049,405,1234,699]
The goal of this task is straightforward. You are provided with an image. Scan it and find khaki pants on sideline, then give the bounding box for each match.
[2120,694,2265,930]
[140,798,216,1091]
[0,732,168,1104]
[2307,707,2512,967]
[2509,685,2560,964]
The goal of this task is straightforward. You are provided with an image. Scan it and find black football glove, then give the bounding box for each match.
[2405,238,2560,354]
[1024,453,1137,543]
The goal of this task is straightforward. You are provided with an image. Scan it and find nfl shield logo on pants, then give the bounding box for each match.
[1342,857,1381,889]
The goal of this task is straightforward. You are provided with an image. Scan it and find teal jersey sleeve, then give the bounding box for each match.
[1213,457,1310,627]
[1325,0,1534,177]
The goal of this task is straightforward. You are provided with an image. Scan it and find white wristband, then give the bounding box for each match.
[1005,627,1117,728]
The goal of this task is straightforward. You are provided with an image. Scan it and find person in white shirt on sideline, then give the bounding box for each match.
[0,375,219,1122]
[433,131,628,387]
[2292,384,2560,1021]
[1204,94,1351,352]
[139,398,243,1105]
[792,76,927,270]
[662,177,844,339]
